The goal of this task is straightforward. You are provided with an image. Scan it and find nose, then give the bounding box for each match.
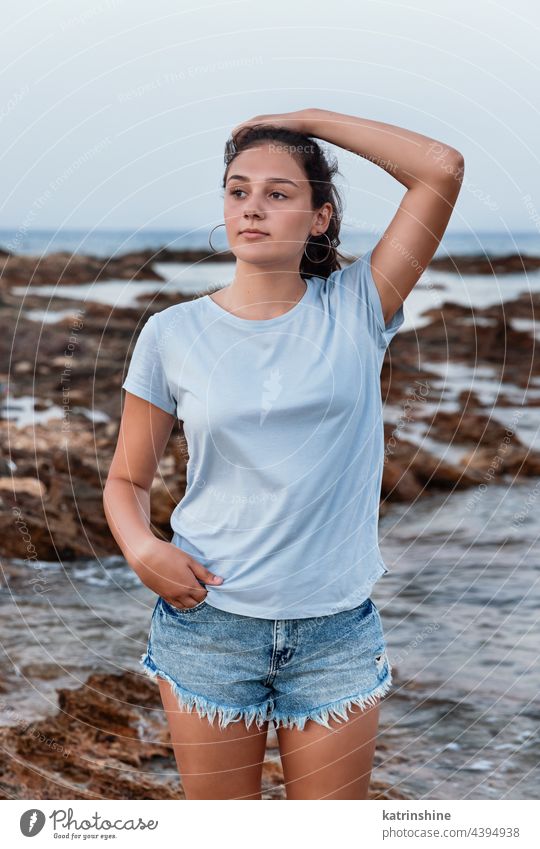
[242,189,267,219]
[243,206,265,219]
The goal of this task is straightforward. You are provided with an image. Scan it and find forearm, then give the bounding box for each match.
[103,477,157,572]
[303,108,463,190]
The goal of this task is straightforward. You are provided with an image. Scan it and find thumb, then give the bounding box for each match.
[190,558,224,585]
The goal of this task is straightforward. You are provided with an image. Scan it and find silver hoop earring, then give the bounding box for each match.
[208,223,227,253]
[303,232,332,263]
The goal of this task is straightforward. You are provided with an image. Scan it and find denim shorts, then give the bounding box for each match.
[139,595,392,732]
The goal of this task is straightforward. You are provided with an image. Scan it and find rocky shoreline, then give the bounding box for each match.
[0,670,412,800]
[2,247,539,559]
[2,245,540,286]
[1,246,539,799]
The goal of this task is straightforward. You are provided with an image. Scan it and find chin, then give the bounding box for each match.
[233,244,276,258]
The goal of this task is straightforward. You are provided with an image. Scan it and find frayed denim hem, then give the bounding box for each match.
[270,670,394,732]
[139,651,273,731]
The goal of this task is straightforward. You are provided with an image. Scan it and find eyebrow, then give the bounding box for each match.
[226,174,299,187]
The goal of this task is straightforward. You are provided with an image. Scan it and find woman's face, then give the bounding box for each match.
[223,142,329,268]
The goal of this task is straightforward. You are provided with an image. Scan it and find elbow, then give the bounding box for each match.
[447,149,465,182]
[102,475,118,509]
[440,150,465,184]
[427,143,465,184]
[103,475,113,498]
[102,480,112,513]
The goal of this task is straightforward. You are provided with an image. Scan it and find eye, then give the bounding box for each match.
[228,189,288,199]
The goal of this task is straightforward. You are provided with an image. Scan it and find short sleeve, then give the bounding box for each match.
[121,314,177,415]
[335,247,405,349]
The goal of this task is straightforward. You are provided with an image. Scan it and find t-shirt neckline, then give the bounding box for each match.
[203,277,312,328]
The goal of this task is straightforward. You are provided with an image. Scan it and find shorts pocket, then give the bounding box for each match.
[351,597,375,620]
[159,596,208,616]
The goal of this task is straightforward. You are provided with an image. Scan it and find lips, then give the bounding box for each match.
[241,230,269,235]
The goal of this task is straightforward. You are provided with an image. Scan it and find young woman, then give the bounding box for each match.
[103,108,464,800]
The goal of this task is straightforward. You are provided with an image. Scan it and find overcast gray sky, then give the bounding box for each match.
[1,0,539,235]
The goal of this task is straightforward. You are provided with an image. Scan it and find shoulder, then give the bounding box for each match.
[148,295,211,354]
[152,299,190,323]
[151,296,205,331]
[309,252,405,350]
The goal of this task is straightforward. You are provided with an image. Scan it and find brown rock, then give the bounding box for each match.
[428,253,540,274]
[0,671,411,800]
[0,671,182,800]
[1,247,539,563]
[459,444,540,477]
[426,410,527,448]
[0,476,46,497]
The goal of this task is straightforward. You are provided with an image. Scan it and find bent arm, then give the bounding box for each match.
[302,107,463,189]
[103,391,176,573]
[302,108,464,321]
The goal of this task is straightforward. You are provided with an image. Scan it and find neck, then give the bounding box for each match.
[220,258,307,320]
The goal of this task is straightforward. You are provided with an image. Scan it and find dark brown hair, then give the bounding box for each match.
[221,124,350,281]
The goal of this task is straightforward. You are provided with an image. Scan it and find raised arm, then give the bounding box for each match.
[300,108,465,324]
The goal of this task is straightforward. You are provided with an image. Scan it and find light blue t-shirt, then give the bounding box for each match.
[121,246,405,619]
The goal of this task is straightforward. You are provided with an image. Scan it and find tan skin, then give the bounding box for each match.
[104,108,464,799]
[210,139,332,319]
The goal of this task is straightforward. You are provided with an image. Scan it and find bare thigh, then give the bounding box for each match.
[158,678,270,799]
[276,701,381,799]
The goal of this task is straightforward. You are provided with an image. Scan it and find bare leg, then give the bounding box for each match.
[158,678,270,799]
[276,700,381,799]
